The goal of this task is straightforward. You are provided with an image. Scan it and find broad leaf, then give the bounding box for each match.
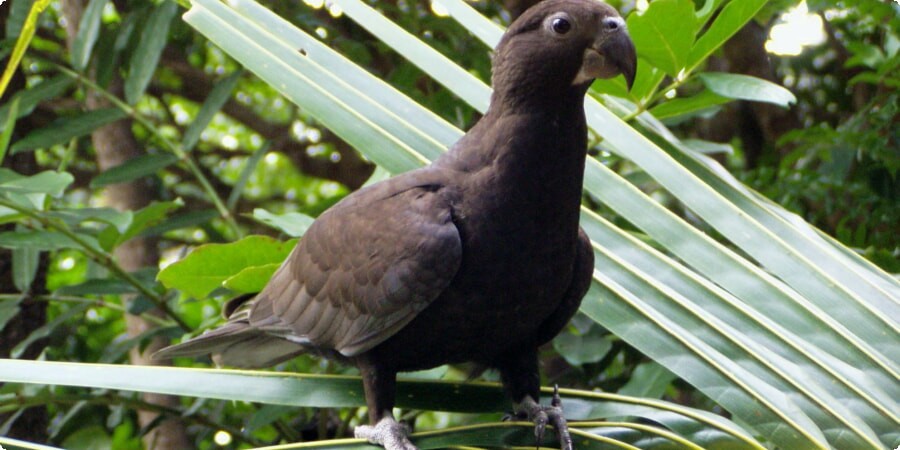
[648,89,729,120]
[617,362,678,399]
[687,0,767,72]
[699,72,796,107]
[157,235,297,298]
[222,263,281,293]
[252,208,315,237]
[107,200,182,247]
[626,0,697,77]
[552,324,613,366]
[0,170,73,196]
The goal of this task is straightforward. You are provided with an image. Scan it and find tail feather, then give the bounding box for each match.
[153,322,306,368]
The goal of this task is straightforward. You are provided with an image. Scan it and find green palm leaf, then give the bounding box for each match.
[0,359,759,449]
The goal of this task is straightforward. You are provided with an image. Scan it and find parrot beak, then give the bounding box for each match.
[577,16,637,90]
[602,27,637,90]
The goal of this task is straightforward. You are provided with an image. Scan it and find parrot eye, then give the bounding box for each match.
[551,17,571,34]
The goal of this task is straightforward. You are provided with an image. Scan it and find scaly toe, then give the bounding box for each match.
[546,405,572,450]
[533,409,549,443]
[516,386,573,450]
[354,417,418,450]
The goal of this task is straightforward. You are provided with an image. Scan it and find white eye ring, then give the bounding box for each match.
[551,17,571,34]
[545,13,575,36]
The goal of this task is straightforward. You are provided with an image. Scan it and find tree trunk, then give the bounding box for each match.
[60,1,192,448]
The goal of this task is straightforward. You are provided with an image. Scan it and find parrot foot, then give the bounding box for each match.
[511,385,573,450]
[355,416,418,450]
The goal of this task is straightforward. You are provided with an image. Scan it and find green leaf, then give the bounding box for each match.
[245,404,295,433]
[582,278,830,449]
[60,425,111,450]
[594,60,665,103]
[227,143,268,210]
[0,359,761,449]
[55,277,138,296]
[0,170,73,196]
[0,230,98,252]
[0,296,23,331]
[12,245,40,292]
[0,0,51,100]
[0,96,18,163]
[70,0,108,70]
[617,362,677,399]
[698,72,796,107]
[193,0,462,168]
[5,0,33,39]
[222,262,280,293]
[626,0,698,77]
[45,207,132,232]
[90,153,178,188]
[648,89,729,120]
[182,69,242,151]
[0,436,64,450]
[95,11,137,88]
[10,108,127,154]
[552,325,613,366]
[0,192,46,220]
[137,208,218,238]
[252,208,315,237]
[0,76,73,133]
[695,0,726,24]
[109,200,182,247]
[11,303,91,358]
[680,138,733,155]
[157,235,297,298]
[686,0,767,72]
[124,0,178,105]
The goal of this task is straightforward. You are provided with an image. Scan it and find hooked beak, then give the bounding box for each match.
[577,18,637,90]
[601,28,637,90]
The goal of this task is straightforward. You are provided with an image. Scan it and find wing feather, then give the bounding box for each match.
[247,170,461,357]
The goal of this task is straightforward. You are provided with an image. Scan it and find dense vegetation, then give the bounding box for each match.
[0,0,896,449]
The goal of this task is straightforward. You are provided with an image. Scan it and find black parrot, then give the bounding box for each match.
[155,1,636,448]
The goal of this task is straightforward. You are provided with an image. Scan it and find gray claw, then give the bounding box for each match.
[515,387,573,450]
[355,417,418,450]
[534,408,549,447]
